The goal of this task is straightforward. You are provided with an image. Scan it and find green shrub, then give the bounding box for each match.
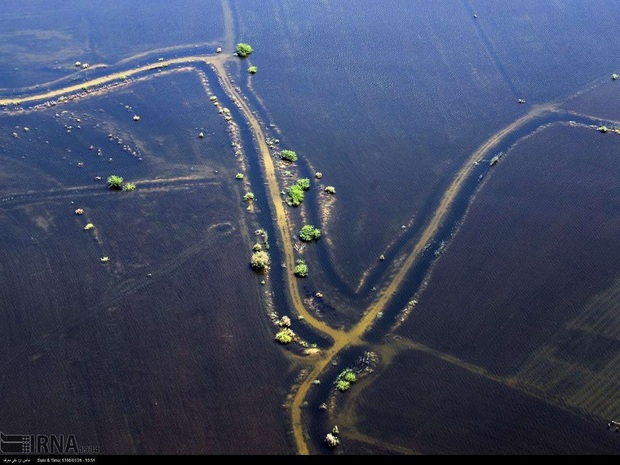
[299,225,321,242]
[287,184,305,207]
[275,327,295,344]
[294,259,308,277]
[336,380,350,391]
[280,150,298,162]
[251,250,271,270]
[335,369,357,391]
[107,175,124,190]
[296,178,310,190]
[236,43,253,58]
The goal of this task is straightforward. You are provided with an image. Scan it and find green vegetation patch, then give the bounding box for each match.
[107,175,124,190]
[251,250,271,271]
[296,178,310,190]
[236,43,253,58]
[280,150,298,162]
[275,327,295,344]
[287,184,305,207]
[335,369,357,392]
[107,175,136,191]
[294,259,308,277]
[299,225,321,242]
[286,178,311,207]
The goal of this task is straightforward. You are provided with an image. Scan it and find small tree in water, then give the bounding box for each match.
[280,150,298,162]
[107,175,123,190]
[251,250,271,271]
[294,259,308,277]
[236,43,253,58]
[299,225,321,242]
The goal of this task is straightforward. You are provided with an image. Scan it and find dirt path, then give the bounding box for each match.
[190,56,351,455]
[283,103,559,454]
[350,103,558,339]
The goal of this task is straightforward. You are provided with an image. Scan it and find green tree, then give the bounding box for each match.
[287,184,305,207]
[335,369,356,391]
[275,327,295,344]
[251,250,271,271]
[294,259,308,277]
[107,175,124,190]
[296,178,310,190]
[336,380,351,391]
[236,43,253,58]
[248,66,258,74]
[280,150,298,162]
[299,225,321,242]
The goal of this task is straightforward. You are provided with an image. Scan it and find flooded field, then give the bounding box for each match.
[1,0,620,456]
[0,72,295,454]
[339,122,620,454]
